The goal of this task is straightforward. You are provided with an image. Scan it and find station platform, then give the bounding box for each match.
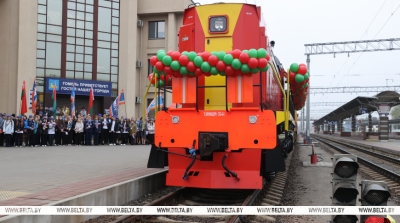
[312,133,400,153]
[0,145,166,222]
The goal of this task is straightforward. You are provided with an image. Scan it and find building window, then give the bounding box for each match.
[148,21,165,39]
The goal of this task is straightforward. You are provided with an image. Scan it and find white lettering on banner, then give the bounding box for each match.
[204,112,225,117]
[0,206,398,215]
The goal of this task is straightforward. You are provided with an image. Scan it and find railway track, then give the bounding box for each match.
[311,134,400,200]
[110,151,293,223]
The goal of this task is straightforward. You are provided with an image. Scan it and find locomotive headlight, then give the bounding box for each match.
[249,115,257,124]
[172,116,180,124]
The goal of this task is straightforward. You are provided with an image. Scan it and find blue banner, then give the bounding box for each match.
[45,78,112,97]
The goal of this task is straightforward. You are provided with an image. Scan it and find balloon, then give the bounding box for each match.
[219,71,226,76]
[167,76,172,86]
[179,66,188,75]
[232,49,242,59]
[150,56,158,66]
[188,51,197,61]
[157,51,166,61]
[248,48,258,58]
[188,72,195,77]
[242,50,249,54]
[164,66,173,75]
[159,74,166,81]
[217,51,226,60]
[201,52,211,61]
[178,55,189,66]
[148,73,153,81]
[304,73,309,80]
[211,51,218,56]
[170,61,181,71]
[194,68,203,77]
[266,54,270,61]
[234,69,242,76]
[172,71,181,77]
[181,51,189,56]
[241,64,251,73]
[166,50,174,56]
[248,58,258,69]
[194,56,203,67]
[239,52,250,64]
[204,72,211,77]
[223,54,234,65]
[258,58,268,69]
[226,50,233,55]
[201,62,211,73]
[172,51,181,61]
[156,79,165,88]
[295,74,304,83]
[225,65,234,76]
[186,61,196,72]
[257,48,267,58]
[210,67,219,76]
[231,59,242,70]
[155,61,165,71]
[289,72,296,83]
[162,55,172,66]
[251,68,260,74]
[290,63,299,73]
[197,52,203,57]
[216,61,226,71]
[208,55,218,66]
[297,63,307,75]
[153,66,161,74]
[260,65,268,72]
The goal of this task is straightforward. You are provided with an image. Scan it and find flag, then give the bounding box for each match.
[52,86,57,119]
[31,78,37,115]
[70,84,75,117]
[20,80,28,115]
[109,97,118,117]
[88,86,94,116]
[146,95,163,116]
[118,89,125,105]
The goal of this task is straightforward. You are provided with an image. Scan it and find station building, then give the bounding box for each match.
[0,0,191,117]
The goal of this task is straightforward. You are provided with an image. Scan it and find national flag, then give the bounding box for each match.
[109,97,118,117]
[146,95,163,115]
[31,78,37,115]
[52,85,57,119]
[118,89,125,105]
[88,86,94,116]
[70,84,75,117]
[20,80,28,115]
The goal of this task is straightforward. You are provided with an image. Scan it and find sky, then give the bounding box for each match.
[196,0,400,120]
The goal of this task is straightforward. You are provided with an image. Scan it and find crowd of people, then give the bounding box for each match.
[0,107,156,147]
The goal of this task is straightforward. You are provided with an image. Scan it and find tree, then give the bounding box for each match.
[390,105,400,119]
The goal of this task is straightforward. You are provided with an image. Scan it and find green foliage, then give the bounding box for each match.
[390,105,400,119]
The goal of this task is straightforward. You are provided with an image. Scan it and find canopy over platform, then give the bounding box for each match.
[313,91,400,125]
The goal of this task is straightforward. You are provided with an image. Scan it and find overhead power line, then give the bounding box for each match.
[310,86,400,94]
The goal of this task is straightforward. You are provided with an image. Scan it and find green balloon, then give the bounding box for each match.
[157,49,165,54]
[257,48,267,58]
[219,71,226,76]
[217,51,226,60]
[156,79,165,88]
[241,64,250,73]
[242,50,249,54]
[295,74,304,83]
[188,72,195,77]
[170,61,181,71]
[231,59,242,70]
[210,67,219,75]
[194,56,204,67]
[188,52,197,61]
[201,62,211,73]
[304,83,309,88]
[223,54,234,65]
[290,63,299,73]
[248,49,258,58]
[153,66,161,74]
[162,55,172,66]
[180,66,188,75]
[157,52,166,61]
[251,68,260,74]
[211,51,218,56]
[181,51,189,56]
[260,65,269,72]
[304,73,309,80]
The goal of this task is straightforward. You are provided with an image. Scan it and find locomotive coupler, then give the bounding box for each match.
[222,153,240,181]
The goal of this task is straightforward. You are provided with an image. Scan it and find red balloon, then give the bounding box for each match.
[148,73,153,81]
[172,71,181,77]
[204,72,211,77]
[155,61,165,71]
[225,65,234,76]
[208,55,218,66]
[167,50,174,56]
[289,72,296,83]
[186,61,196,72]
[266,54,270,61]
[226,50,233,55]
[201,52,211,61]
[164,66,173,75]
[258,58,268,69]
[248,58,258,69]
[297,64,307,75]
[216,61,226,71]
[197,52,203,56]
[194,68,203,77]
[239,52,250,64]
[232,49,242,59]
[159,74,166,81]
[234,69,242,76]
[172,51,181,61]
[178,55,189,66]
[150,56,158,66]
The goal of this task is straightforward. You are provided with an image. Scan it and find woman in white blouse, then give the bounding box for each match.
[146,118,155,144]
[74,117,84,146]
[3,115,14,147]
